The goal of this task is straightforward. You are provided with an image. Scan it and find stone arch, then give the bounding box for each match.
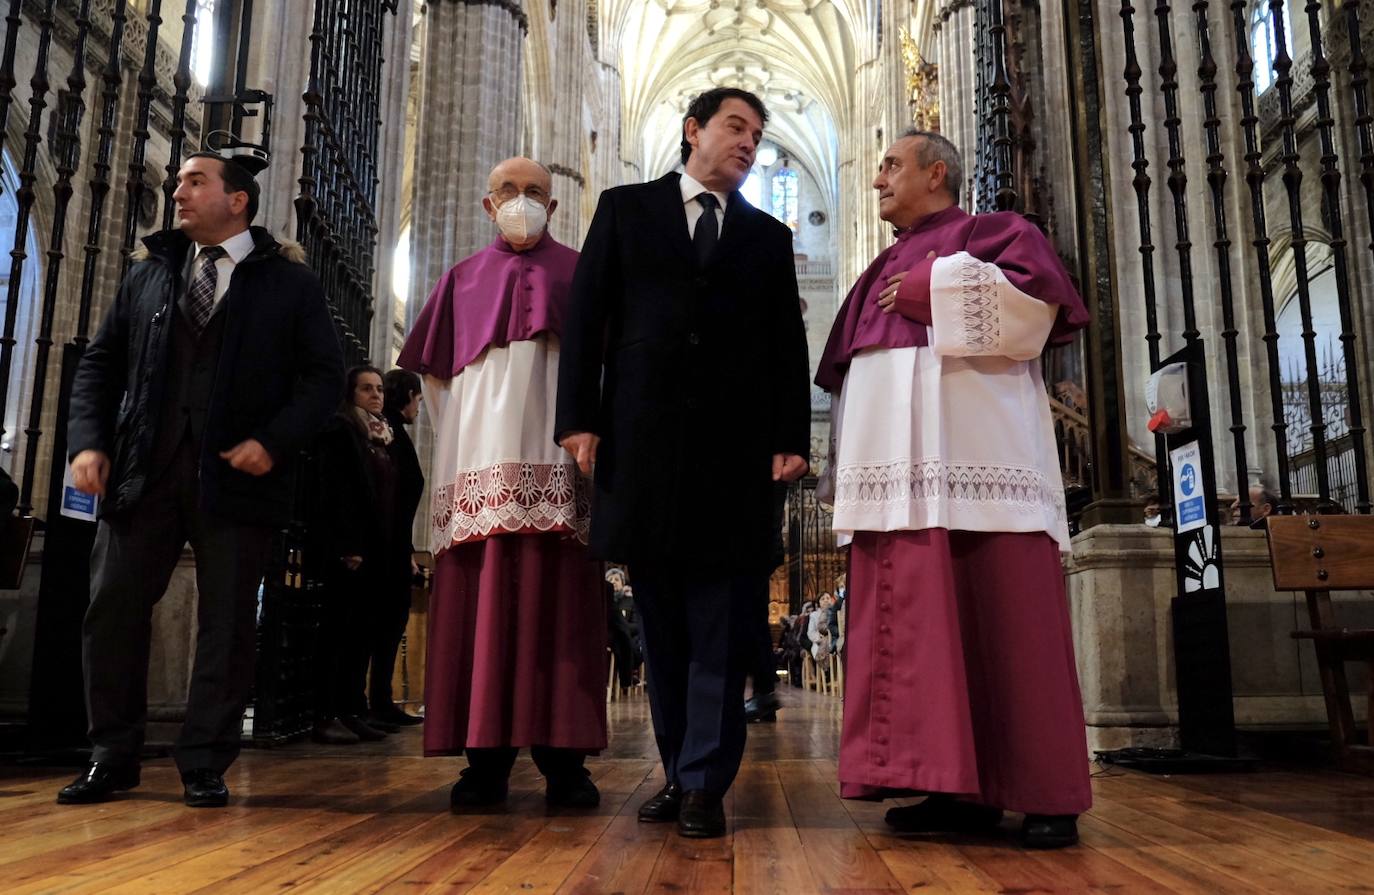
[0,104,58,491]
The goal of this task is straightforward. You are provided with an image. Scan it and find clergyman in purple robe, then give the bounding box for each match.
[398,157,606,811]
[816,130,1093,849]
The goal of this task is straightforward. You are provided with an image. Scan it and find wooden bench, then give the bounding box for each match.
[1265,514,1374,774]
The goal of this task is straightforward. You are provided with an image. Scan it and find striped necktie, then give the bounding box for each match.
[187,245,226,332]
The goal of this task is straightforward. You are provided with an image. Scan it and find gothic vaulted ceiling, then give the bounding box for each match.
[602,0,875,211]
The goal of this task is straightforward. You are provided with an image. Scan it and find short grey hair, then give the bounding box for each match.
[901,128,963,201]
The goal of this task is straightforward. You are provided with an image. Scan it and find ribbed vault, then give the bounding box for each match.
[603,0,871,217]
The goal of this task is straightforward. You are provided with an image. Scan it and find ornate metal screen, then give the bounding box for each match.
[784,478,846,612]
[1110,0,1371,519]
[256,0,398,744]
[1,1,398,750]
[296,0,397,365]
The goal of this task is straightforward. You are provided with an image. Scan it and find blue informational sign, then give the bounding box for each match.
[1169,441,1207,535]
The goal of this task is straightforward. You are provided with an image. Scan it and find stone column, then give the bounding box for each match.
[590,60,625,198]
[935,0,975,203]
[408,0,528,325]
[371,1,416,363]
[405,0,527,552]
[248,0,314,237]
[544,0,589,247]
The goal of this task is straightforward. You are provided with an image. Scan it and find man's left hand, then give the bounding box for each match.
[773,453,808,482]
[220,439,274,476]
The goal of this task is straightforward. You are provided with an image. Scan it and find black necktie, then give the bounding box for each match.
[187,245,226,332]
[694,193,719,267]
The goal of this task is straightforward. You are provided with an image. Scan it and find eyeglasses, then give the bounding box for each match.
[489,186,549,204]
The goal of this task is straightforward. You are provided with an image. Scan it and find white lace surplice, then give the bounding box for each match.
[422,336,589,554]
[830,251,1071,551]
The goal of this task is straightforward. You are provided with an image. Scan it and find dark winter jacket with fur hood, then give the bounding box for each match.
[67,226,344,524]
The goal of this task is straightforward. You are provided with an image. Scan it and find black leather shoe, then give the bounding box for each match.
[364,716,400,734]
[677,789,726,838]
[744,691,782,723]
[371,703,424,726]
[56,762,140,805]
[450,769,509,810]
[182,768,229,808]
[1021,814,1079,848]
[637,782,683,822]
[546,769,601,808]
[340,714,387,741]
[884,796,1003,833]
[312,718,361,745]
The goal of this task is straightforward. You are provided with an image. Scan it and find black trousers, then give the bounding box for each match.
[748,606,777,696]
[314,561,376,720]
[83,442,273,774]
[367,555,412,711]
[631,566,766,796]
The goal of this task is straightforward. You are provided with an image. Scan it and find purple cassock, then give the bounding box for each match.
[399,234,607,759]
[399,235,576,379]
[816,204,1088,391]
[818,205,1093,815]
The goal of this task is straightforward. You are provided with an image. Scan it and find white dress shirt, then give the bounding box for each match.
[679,172,728,239]
[191,228,256,309]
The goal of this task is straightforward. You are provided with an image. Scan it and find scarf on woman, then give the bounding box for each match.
[350,405,394,446]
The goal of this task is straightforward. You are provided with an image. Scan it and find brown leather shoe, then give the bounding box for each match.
[637,782,683,822]
[677,789,726,838]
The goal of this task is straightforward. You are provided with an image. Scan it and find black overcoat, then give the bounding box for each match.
[384,408,424,560]
[67,227,344,525]
[311,413,393,564]
[555,172,811,573]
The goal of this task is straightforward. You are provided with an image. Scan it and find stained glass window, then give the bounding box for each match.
[771,168,799,234]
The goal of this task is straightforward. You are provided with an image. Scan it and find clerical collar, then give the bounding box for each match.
[491,231,549,255]
[893,204,966,239]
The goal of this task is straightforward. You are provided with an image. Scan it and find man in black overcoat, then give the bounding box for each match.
[58,152,344,807]
[555,87,811,838]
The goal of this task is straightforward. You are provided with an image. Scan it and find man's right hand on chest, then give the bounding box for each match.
[71,450,110,496]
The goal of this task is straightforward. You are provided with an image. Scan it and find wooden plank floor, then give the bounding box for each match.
[4,689,1374,893]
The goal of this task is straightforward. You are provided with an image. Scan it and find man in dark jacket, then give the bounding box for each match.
[555,87,811,838]
[57,152,344,808]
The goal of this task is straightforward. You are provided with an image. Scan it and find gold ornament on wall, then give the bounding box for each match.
[899,27,940,133]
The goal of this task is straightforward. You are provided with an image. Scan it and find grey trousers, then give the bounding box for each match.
[82,442,273,774]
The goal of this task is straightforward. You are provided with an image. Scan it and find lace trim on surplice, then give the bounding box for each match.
[834,458,1066,526]
[432,461,590,550]
[949,255,1000,352]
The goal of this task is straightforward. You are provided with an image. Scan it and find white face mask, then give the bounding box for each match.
[494,195,548,242]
